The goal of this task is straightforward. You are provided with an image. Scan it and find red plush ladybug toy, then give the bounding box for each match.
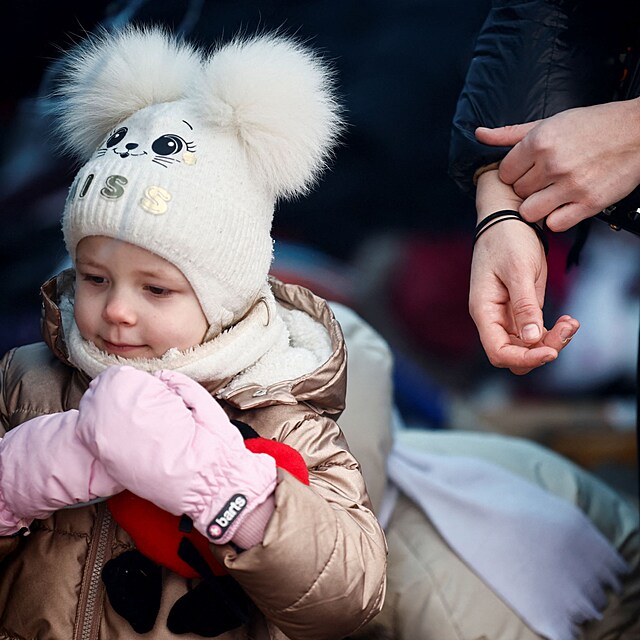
[101,420,309,637]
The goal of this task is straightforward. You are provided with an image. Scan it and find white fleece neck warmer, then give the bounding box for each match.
[60,285,332,389]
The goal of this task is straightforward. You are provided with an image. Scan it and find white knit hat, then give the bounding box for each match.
[54,26,342,335]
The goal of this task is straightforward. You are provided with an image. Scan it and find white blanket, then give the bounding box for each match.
[386,441,630,640]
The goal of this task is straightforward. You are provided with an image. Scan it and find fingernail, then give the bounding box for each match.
[541,355,556,364]
[522,324,541,342]
[559,329,573,344]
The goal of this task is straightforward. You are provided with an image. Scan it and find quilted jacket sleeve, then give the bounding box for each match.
[448,0,637,195]
[216,410,387,640]
[0,349,14,438]
[0,352,19,560]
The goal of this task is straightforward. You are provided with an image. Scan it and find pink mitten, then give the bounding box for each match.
[0,411,124,535]
[76,366,277,545]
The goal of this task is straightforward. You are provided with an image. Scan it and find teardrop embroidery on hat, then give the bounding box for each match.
[182,152,197,165]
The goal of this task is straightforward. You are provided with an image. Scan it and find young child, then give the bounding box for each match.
[0,26,387,639]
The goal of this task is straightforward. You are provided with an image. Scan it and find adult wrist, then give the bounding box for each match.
[473,209,549,254]
[473,161,501,187]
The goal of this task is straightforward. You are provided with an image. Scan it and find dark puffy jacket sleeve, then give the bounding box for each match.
[449,0,636,195]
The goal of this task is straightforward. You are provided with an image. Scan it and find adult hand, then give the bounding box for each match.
[471,171,580,374]
[475,98,640,231]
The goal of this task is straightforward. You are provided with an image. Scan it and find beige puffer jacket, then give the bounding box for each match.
[0,275,387,640]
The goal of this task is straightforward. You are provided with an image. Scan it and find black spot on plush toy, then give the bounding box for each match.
[102,421,310,636]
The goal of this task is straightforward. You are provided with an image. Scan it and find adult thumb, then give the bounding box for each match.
[509,285,545,345]
[475,121,540,147]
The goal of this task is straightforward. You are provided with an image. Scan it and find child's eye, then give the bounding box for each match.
[82,274,107,285]
[146,285,172,296]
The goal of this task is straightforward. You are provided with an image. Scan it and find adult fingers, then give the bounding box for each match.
[499,344,558,375]
[475,121,539,148]
[470,294,554,372]
[499,316,579,374]
[504,273,546,346]
[511,164,550,201]
[544,202,597,231]
[540,315,580,351]
[476,320,557,373]
[497,140,537,186]
[519,183,587,226]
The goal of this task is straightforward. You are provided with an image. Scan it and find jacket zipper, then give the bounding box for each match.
[74,503,115,640]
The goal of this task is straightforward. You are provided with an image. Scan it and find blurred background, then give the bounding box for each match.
[1,0,637,500]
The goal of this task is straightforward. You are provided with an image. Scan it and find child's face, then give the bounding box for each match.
[74,236,208,359]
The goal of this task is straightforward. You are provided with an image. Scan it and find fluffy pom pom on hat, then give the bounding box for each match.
[53,26,342,335]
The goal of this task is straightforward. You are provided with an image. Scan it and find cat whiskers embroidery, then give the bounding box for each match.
[152,155,180,168]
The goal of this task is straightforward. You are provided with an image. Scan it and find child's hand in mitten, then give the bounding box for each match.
[0,411,124,535]
[76,366,277,545]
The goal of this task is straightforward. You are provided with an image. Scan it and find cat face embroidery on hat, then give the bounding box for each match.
[67,104,202,218]
[97,119,197,168]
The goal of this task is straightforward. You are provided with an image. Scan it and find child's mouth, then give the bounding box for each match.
[102,339,146,356]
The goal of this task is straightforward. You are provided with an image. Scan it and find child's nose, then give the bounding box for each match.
[103,291,136,325]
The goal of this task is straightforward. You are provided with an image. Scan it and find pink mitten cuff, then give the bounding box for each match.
[77,366,278,544]
[230,493,276,549]
[188,447,277,545]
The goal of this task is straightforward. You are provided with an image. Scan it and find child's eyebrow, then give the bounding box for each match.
[76,258,179,282]
[75,257,103,268]
[136,268,179,281]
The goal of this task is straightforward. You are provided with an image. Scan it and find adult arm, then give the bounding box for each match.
[471,171,579,374]
[475,98,640,230]
[449,0,633,195]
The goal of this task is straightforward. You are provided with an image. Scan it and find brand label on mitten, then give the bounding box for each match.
[207,495,247,540]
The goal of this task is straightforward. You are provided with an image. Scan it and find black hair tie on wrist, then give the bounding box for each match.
[473,209,549,255]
